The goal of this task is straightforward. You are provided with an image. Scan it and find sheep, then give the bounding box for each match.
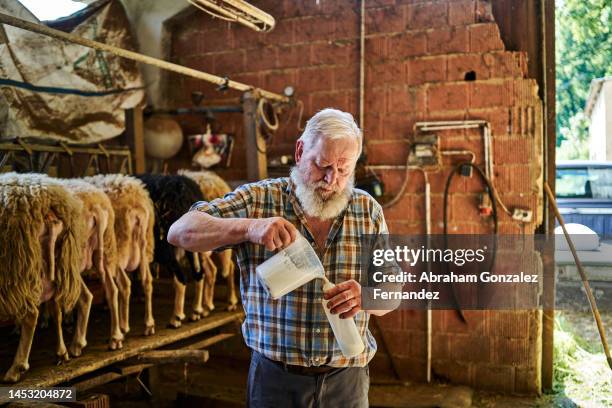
[0,172,85,383]
[135,174,206,328]
[177,169,238,313]
[85,174,156,336]
[56,179,124,354]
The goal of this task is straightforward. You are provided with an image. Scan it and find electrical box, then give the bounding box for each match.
[408,134,439,167]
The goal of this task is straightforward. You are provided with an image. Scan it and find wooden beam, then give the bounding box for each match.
[135,350,209,365]
[125,106,145,174]
[0,12,288,103]
[243,92,268,181]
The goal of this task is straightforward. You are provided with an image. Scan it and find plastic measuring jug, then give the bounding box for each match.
[321,277,366,358]
[256,233,324,299]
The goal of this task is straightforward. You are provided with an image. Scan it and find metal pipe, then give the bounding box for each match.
[359,0,366,132]
[149,106,243,115]
[0,12,288,103]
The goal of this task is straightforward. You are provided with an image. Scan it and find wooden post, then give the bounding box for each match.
[243,92,268,181]
[125,106,146,174]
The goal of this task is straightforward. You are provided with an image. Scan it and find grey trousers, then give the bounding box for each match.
[246,351,369,408]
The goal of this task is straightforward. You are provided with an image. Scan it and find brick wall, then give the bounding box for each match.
[168,0,543,394]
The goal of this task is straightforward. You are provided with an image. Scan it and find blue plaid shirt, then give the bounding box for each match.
[191,177,388,367]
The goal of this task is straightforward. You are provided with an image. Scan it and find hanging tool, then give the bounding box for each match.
[544,182,612,370]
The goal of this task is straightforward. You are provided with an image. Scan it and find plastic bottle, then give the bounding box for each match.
[321,277,365,358]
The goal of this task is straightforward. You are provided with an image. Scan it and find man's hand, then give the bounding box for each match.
[247,217,298,251]
[323,279,361,319]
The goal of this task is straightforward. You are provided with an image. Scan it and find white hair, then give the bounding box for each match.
[298,108,363,156]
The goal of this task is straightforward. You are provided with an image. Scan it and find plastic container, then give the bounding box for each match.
[256,234,324,299]
[321,279,366,358]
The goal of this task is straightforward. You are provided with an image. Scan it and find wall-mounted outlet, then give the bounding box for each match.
[512,208,533,223]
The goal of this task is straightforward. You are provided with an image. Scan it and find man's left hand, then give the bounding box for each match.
[323,279,361,319]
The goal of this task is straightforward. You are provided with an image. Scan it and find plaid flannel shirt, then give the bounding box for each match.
[191,177,389,367]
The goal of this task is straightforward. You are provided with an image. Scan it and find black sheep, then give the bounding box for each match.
[135,174,207,328]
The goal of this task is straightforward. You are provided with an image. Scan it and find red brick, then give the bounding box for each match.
[451,335,491,362]
[296,67,333,93]
[382,112,421,140]
[182,55,215,74]
[385,221,423,234]
[466,107,511,136]
[334,64,359,90]
[367,87,387,115]
[263,69,296,94]
[277,44,311,69]
[432,359,473,385]
[493,137,533,165]
[484,51,527,78]
[230,25,260,49]
[407,56,447,85]
[200,29,232,53]
[312,41,357,66]
[432,333,451,360]
[447,54,489,82]
[427,83,468,111]
[366,6,405,34]
[408,2,448,30]
[293,16,335,43]
[311,91,349,112]
[469,23,505,52]
[244,47,276,72]
[365,0,398,7]
[491,337,535,366]
[364,114,384,139]
[282,0,326,17]
[513,78,541,106]
[388,86,426,113]
[367,61,408,87]
[213,50,246,74]
[515,367,539,394]
[486,310,531,338]
[448,0,477,26]
[474,364,515,393]
[231,72,263,88]
[390,31,428,60]
[427,26,470,54]
[334,9,360,39]
[469,80,514,108]
[265,19,294,45]
[365,36,388,62]
[366,140,409,166]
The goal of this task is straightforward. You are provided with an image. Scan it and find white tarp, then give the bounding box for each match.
[0,0,145,144]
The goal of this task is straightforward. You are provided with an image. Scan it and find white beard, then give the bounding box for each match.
[290,166,354,220]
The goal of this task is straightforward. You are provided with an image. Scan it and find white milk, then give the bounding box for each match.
[256,234,324,299]
[322,279,366,358]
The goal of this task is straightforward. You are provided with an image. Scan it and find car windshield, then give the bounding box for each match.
[556,166,612,199]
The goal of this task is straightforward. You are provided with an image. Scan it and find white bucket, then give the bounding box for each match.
[256,234,324,299]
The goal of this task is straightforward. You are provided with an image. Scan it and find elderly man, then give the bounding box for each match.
[168,108,396,407]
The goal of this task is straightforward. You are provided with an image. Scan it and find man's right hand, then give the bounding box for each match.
[246,217,298,251]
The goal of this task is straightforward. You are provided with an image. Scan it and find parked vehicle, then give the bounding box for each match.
[556,160,612,238]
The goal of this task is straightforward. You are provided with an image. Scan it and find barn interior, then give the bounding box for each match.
[0,0,610,407]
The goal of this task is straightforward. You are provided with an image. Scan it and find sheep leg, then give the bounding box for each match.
[170,274,187,328]
[220,250,238,311]
[201,252,217,314]
[115,266,131,335]
[138,225,155,336]
[69,279,94,356]
[50,298,70,363]
[3,309,39,383]
[187,251,205,321]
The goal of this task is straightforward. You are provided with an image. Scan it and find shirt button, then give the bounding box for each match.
[316,328,321,333]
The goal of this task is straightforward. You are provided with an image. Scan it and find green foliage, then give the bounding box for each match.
[555,0,612,157]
